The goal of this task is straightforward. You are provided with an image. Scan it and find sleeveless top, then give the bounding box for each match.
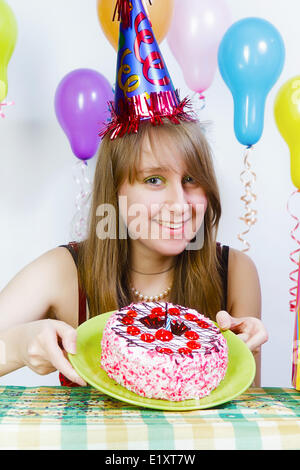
[58,241,229,387]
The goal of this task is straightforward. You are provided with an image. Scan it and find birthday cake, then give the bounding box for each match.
[100,302,228,401]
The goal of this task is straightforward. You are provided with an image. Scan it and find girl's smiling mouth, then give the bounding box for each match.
[153,218,192,232]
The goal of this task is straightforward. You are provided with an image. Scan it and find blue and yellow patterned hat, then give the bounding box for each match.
[100,0,195,139]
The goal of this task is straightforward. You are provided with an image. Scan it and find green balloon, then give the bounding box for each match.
[0,0,17,102]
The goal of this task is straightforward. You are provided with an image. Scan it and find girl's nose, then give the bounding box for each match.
[164,181,190,216]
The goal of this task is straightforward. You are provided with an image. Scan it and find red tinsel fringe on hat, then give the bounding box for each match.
[99,90,197,140]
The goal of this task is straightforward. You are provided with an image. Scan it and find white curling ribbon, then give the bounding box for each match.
[70,160,92,242]
[237,145,258,253]
[190,92,206,115]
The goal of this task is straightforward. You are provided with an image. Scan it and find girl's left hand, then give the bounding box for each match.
[216,310,268,353]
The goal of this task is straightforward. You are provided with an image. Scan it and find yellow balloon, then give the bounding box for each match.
[97,0,174,51]
[274,76,300,189]
[0,0,17,102]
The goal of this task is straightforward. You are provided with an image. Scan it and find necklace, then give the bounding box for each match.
[130,264,175,275]
[129,264,174,302]
[130,285,172,302]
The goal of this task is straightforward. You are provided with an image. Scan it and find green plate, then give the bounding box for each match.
[68,311,256,411]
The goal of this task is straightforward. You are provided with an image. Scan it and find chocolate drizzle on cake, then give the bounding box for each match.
[112,301,224,357]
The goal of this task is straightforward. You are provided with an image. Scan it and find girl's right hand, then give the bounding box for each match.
[20,319,87,386]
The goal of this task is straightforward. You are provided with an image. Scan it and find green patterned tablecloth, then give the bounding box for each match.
[0,386,299,450]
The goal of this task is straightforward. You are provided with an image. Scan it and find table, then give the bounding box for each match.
[0,386,299,450]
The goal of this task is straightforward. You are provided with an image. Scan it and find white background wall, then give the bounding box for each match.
[0,0,298,387]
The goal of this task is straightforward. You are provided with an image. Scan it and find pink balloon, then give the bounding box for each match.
[167,0,232,94]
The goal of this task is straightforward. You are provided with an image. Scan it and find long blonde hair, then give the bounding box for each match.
[77,120,224,321]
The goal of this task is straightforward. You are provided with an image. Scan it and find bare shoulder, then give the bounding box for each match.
[0,247,79,330]
[47,247,79,327]
[227,247,262,319]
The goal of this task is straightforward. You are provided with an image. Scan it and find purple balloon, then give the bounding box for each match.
[54,68,113,161]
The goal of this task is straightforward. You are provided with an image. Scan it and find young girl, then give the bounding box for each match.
[0,119,268,387]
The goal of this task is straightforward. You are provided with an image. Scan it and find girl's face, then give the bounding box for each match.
[118,134,207,257]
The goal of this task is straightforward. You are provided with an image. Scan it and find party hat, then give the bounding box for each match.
[100,0,195,139]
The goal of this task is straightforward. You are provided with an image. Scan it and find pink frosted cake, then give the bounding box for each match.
[100,301,228,401]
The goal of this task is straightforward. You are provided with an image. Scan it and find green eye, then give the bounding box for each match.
[144,176,165,185]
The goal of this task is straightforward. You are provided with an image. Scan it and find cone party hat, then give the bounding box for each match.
[100,0,195,139]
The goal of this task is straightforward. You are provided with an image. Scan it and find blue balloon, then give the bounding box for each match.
[218,17,285,146]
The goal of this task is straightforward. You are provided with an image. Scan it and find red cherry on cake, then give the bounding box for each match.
[184,313,198,322]
[197,320,209,328]
[178,347,193,355]
[184,330,199,340]
[186,340,201,350]
[140,333,155,343]
[151,307,165,317]
[121,316,134,325]
[155,329,173,342]
[156,347,173,355]
[127,325,140,336]
[168,307,180,316]
[149,312,160,319]
[126,310,137,317]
